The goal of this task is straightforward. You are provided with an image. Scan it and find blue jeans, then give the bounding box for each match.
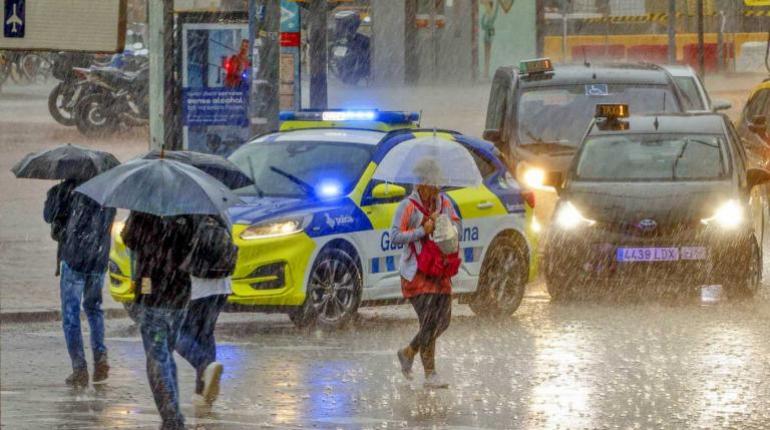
[59,261,107,371]
[176,294,228,394]
[138,305,185,429]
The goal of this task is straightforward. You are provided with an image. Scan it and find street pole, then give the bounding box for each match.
[148,0,174,151]
[667,0,676,64]
[251,0,280,134]
[308,0,328,109]
[696,0,705,78]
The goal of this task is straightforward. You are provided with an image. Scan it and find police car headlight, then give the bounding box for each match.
[701,200,743,229]
[240,216,309,240]
[555,202,595,230]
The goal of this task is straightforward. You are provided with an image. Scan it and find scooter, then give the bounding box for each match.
[328,11,370,85]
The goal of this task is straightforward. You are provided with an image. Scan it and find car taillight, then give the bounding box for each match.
[522,190,535,209]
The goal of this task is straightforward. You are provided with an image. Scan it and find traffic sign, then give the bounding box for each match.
[0,0,126,52]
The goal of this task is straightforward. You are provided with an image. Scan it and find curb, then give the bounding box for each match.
[0,308,128,324]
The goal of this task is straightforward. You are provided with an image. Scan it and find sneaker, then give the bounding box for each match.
[191,393,208,408]
[201,362,223,405]
[93,357,110,385]
[423,373,449,389]
[65,369,89,388]
[396,349,414,381]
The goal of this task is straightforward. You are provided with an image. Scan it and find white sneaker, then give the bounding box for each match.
[202,362,224,404]
[423,373,449,389]
[191,393,207,408]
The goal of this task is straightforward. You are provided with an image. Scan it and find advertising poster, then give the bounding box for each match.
[182,23,251,156]
[280,0,301,110]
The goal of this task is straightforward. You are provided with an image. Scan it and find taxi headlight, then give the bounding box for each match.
[554,202,596,230]
[701,200,743,229]
[517,163,551,191]
[240,215,309,240]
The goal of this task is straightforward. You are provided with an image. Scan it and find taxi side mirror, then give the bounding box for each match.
[747,168,770,189]
[372,183,407,200]
[749,116,767,134]
[712,99,731,112]
[483,129,501,143]
[542,171,564,189]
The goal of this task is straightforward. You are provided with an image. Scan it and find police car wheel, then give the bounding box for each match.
[291,248,362,329]
[470,235,527,318]
[726,241,761,299]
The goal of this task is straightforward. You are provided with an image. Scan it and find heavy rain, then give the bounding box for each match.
[1,1,770,429]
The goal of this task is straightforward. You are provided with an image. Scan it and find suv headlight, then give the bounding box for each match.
[701,200,743,229]
[240,215,310,240]
[554,201,596,230]
[517,162,550,191]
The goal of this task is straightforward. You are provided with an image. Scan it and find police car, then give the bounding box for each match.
[542,104,770,300]
[108,110,539,329]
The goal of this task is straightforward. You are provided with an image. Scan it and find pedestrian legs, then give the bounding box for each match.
[176,294,227,395]
[138,305,185,429]
[408,293,451,376]
[82,271,107,362]
[59,262,88,372]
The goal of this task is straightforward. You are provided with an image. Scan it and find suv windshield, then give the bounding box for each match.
[517,84,679,148]
[575,134,728,181]
[229,140,374,198]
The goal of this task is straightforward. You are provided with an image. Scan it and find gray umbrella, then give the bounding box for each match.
[141,150,253,189]
[12,143,120,180]
[75,158,241,217]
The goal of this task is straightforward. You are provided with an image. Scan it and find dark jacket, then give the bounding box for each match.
[122,212,195,309]
[59,193,116,273]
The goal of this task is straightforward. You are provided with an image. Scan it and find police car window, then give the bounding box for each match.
[517,84,679,148]
[576,134,727,181]
[229,141,373,198]
[673,77,705,110]
[469,150,497,178]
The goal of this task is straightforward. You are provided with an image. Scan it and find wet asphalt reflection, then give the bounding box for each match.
[3,289,770,429]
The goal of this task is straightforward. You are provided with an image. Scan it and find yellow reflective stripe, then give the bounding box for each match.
[411,131,456,141]
[279,120,413,132]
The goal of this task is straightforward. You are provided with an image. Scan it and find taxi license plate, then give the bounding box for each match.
[616,247,707,262]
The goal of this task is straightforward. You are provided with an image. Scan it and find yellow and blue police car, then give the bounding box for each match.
[108,110,539,329]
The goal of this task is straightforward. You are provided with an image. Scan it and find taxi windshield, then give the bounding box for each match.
[517,84,679,149]
[575,133,728,181]
[229,140,373,198]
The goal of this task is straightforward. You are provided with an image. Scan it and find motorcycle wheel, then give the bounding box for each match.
[48,82,78,126]
[75,94,118,138]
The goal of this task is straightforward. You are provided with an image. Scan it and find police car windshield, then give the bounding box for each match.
[229,140,373,198]
[575,134,727,181]
[518,84,679,148]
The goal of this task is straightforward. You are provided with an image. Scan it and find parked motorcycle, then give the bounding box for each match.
[328,11,370,85]
[73,63,149,138]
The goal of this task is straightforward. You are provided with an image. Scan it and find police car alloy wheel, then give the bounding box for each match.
[470,235,528,317]
[290,247,362,329]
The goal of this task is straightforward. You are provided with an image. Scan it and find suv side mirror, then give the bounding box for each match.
[371,183,406,200]
[747,168,770,189]
[542,171,564,189]
[483,129,501,143]
[712,99,732,111]
[749,115,767,134]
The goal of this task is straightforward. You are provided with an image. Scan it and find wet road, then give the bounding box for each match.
[3,288,770,429]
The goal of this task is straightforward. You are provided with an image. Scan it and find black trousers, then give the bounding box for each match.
[409,294,451,373]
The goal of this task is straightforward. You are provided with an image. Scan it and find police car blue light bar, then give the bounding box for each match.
[519,58,553,75]
[279,110,420,124]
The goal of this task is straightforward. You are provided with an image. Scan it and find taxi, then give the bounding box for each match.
[542,104,770,300]
[108,110,539,329]
[737,78,770,164]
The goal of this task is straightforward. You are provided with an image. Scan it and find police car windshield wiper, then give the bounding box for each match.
[269,166,315,196]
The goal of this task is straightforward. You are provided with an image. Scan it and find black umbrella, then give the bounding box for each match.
[12,144,120,180]
[141,149,253,189]
[76,158,241,217]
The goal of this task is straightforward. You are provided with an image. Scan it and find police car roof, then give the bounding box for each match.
[256,128,385,145]
[589,112,728,135]
[509,62,673,88]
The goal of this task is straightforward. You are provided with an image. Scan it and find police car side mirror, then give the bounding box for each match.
[483,129,501,143]
[372,183,406,200]
[749,116,767,134]
[712,99,731,112]
[747,168,770,189]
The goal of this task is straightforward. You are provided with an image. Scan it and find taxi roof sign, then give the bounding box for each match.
[595,104,629,119]
[519,58,553,75]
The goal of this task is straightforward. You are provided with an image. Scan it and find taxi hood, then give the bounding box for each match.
[564,180,738,224]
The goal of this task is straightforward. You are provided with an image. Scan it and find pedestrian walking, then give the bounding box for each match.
[390,159,462,389]
[44,179,116,388]
[176,214,237,407]
[122,211,196,430]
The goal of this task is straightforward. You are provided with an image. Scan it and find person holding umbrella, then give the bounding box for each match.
[77,157,241,430]
[12,144,120,388]
[372,135,482,389]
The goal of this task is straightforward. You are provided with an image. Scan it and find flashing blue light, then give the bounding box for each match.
[322,110,376,121]
[317,181,342,197]
[279,110,420,124]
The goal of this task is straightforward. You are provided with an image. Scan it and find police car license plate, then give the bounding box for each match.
[616,247,707,262]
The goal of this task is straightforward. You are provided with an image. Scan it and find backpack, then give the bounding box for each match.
[409,198,461,279]
[183,216,238,279]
